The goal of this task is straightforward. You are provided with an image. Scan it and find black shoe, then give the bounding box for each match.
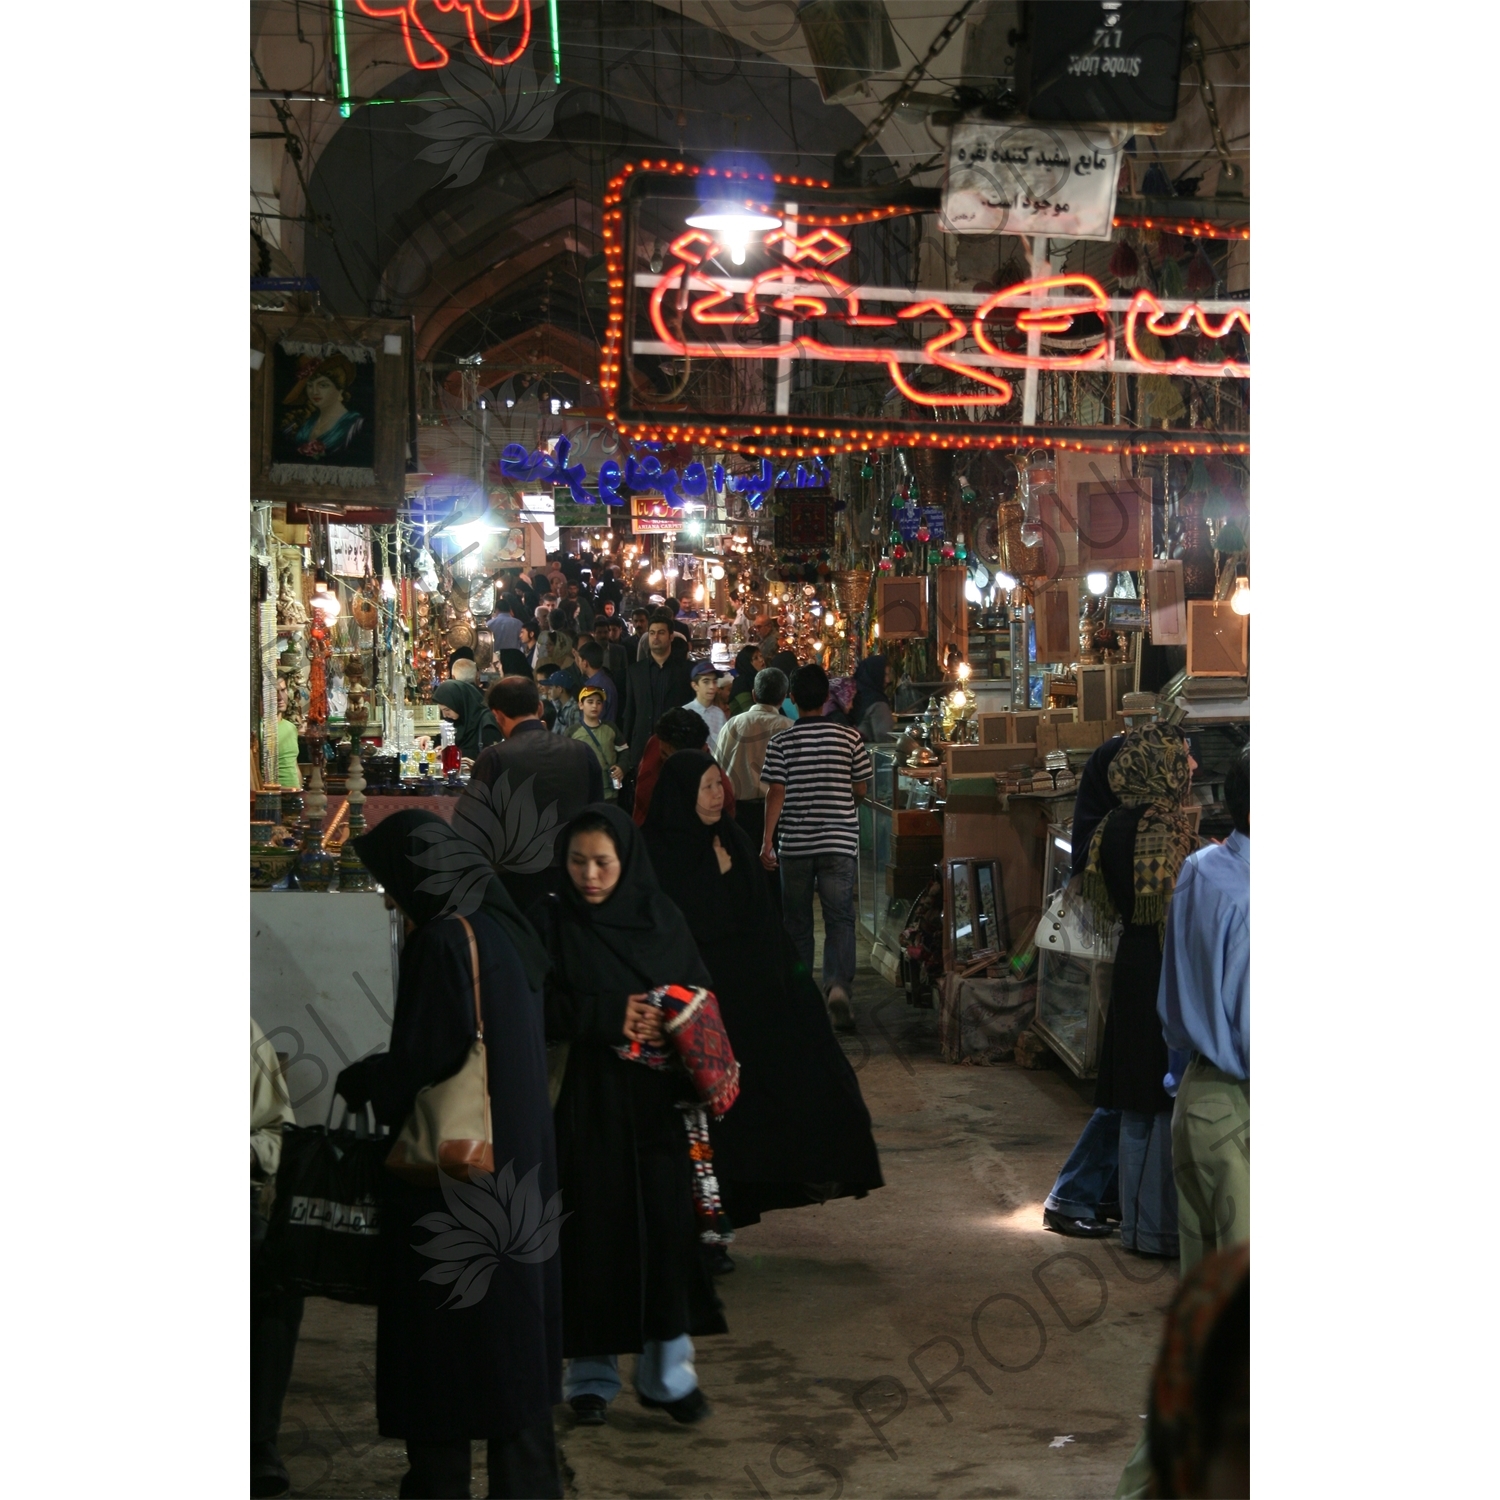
[1043,1207,1114,1239]
[570,1394,608,1426]
[707,1245,736,1276]
[250,1441,290,1498]
[638,1387,712,1424]
[1099,1202,1123,1223]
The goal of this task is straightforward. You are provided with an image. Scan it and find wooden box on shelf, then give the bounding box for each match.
[876,576,929,639]
[977,711,1045,746]
[948,743,1039,777]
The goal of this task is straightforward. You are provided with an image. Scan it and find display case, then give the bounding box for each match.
[1031,821,1116,1078]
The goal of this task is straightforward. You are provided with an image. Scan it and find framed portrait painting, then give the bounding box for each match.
[251,313,412,511]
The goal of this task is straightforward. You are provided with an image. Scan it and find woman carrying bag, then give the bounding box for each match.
[530,803,728,1428]
[1081,724,1199,1261]
[334,810,563,1500]
[640,752,883,1238]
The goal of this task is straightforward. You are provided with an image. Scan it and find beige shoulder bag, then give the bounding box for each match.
[386,916,495,1185]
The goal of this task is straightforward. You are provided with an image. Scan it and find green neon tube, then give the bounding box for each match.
[332,0,352,117]
[548,0,561,86]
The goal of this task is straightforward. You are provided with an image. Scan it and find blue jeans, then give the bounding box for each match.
[564,1336,697,1405]
[779,852,858,998]
[1045,1107,1121,1219]
[1118,1109,1179,1257]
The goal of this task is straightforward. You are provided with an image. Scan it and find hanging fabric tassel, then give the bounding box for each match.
[1108,236,1140,285]
[1160,254,1187,299]
[1186,244,1216,294]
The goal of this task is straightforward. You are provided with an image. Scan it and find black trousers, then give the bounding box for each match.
[399,1422,563,1499]
[733,800,782,919]
[250,1207,305,1447]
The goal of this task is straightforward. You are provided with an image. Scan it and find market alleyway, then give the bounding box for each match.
[280,924,1177,1498]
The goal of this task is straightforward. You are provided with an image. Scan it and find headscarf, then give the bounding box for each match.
[351,809,549,990]
[824,675,856,721]
[431,679,495,759]
[851,655,889,728]
[640,752,766,938]
[1147,1244,1250,1498]
[548,802,710,992]
[1082,723,1196,940]
[731,645,761,700]
[769,650,798,680]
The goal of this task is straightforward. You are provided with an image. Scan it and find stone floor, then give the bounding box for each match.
[276,935,1176,1498]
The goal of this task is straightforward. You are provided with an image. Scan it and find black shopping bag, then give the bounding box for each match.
[264,1102,388,1304]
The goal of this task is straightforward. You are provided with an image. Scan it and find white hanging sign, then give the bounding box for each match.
[328,523,372,577]
[941,120,1124,241]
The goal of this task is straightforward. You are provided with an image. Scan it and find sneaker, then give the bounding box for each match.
[570,1394,608,1426]
[638,1387,712,1424]
[826,987,856,1034]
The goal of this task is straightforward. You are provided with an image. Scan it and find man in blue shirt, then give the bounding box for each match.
[1158,745,1249,1273]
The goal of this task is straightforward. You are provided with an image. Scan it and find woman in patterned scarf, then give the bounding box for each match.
[1084,723,1198,1258]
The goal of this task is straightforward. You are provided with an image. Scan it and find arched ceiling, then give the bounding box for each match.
[250,2,1248,404]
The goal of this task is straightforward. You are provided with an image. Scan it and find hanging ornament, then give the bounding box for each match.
[915,524,930,544]
[860,461,874,479]
[940,541,955,560]
[955,541,967,562]
[927,546,941,568]
[1160,254,1187,299]
[1108,236,1140,284]
[888,526,902,547]
[877,555,894,573]
[892,543,908,561]
[1186,244,1216,295]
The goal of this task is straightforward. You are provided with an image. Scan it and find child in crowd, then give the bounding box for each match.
[685,659,728,752]
[572,686,623,800]
[547,671,583,736]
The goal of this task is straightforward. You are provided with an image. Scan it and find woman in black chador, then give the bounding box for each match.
[641,752,883,1235]
[335,810,563,1500]
[530,803,726,1428]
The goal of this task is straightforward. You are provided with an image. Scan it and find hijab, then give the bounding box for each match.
[351,809,549,989]
[1081,723,1197,940]
[640,752,767,938]
[548,802,710,992]
[432,679,495,758]
[731,645,760,701]
[1147,1244,1250,1499]
[850,655,889,728]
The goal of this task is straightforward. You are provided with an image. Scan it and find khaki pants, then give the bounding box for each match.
[1172,1056,1250,1275]
[1113,1058,1249,1500]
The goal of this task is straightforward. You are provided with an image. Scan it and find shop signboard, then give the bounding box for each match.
[630,496,682,535]
[942,120,1123,240]
[894,506,946,543]
[601,164,1249,459]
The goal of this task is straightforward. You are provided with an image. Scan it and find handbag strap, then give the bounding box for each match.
[454,914,484,1042]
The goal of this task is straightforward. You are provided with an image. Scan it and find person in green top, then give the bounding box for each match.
[571,686,622,799]
[275,679,302,789]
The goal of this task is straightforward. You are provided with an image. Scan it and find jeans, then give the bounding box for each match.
[1044,1107,1121,1219]
[564,1335,697,1405]
[1118,1109,1179,1257]
[779,852,858,998]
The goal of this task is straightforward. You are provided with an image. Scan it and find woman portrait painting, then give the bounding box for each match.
[271,346,376,477]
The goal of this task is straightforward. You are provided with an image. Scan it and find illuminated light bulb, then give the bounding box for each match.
[965,577,982,604]
[684,207,782,266]
[710,564,725,580]
[1231,576,1252,616]
[1087,571,1110,595]
[951,689,967,708]
[957,661,971,682]
[648,569,663,584]
[694,584,705,602]
[380,575,397,600]
[814,640,824,653]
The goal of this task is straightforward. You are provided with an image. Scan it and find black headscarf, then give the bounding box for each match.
[548,802,710,992]
[641,752,767,938]
[432,679,496,760]
[769,650,798,681]
[731,645,761,700]
[352,809,550,990]
[851,654,889,729]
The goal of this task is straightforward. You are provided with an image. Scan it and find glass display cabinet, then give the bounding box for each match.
[1032,821,1117,1078]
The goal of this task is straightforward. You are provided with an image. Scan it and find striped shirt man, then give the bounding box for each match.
[759,717,874,859]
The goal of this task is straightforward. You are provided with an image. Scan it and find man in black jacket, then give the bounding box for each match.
[452,676,603,912]
[619,609,691,767]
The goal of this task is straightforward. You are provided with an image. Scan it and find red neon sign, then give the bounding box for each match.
[355,0,532,71]
[643,233,1248,407]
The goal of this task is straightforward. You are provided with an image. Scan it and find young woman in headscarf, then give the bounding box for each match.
[850,655,895,741]
[432,677,501,762]
[332,810,563,1500]
[1081,722,1199,1259]
[641,753,883,1237]
[530,803,726,1428]
[726,644,764,718]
